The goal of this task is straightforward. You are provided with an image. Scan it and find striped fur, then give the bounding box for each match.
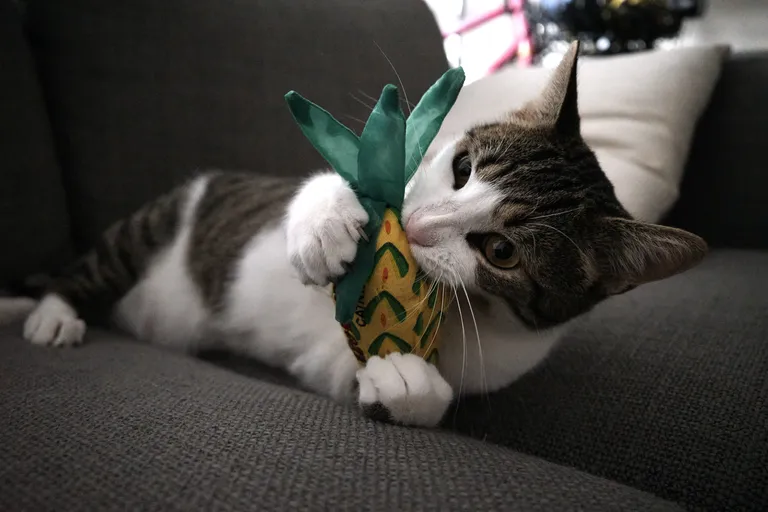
[188,172,300,310]
[46,184,183,322]
[42,172,299,323]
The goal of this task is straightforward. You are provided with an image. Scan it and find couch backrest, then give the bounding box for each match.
[666,51,768,249]
[0,0,72,286]
[23,0,449,251]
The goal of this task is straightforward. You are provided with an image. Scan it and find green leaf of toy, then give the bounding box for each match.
[404,67,466,184]
[334,198,386,323]
[357,84,406,210]
[285,91,361,186]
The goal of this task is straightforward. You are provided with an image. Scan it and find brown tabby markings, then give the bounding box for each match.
[44,172,300,321]
[451,42,706,329]
[188,172,299,310]
[47,186,183,320]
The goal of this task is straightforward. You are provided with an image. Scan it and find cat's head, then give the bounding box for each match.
[402,42,707,330]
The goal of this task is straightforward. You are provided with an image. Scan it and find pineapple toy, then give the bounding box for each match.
[285,68,465,365]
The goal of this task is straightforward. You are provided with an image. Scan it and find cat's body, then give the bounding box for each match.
[0,43,707,427]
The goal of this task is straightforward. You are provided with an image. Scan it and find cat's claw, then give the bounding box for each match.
[286,173,368,286]
[23,294,86,347]
[357,353,453,428]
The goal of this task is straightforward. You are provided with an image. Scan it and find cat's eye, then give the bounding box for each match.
[452,152,472,189]
[483,235,520,269]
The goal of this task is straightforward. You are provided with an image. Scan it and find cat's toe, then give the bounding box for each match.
[23,295,85,347]
[356,353,453,428]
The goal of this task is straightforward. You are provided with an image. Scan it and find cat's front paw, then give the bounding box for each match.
[286,173,368,286]
[357,353,453,428]
[23,294,86,347]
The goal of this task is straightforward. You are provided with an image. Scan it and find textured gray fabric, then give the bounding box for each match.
[0,0,71,283]
[0,325,679,511]
[666,52,768,249]
[23,0,449,250]
[450,250,768,511]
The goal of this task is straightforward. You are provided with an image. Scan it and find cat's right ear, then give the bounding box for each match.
[598,217,708,296]
[515,41,581,136]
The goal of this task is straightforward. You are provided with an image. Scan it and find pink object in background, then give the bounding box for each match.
[437,0,532,80]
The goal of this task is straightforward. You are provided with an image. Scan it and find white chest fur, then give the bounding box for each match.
[438,295,562,394]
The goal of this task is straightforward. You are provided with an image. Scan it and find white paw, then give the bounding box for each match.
[357,353,453,428]
[23,294,86,347]
[286,173,368,286]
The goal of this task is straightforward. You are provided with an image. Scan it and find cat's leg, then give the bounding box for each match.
[284,172,453,427]
[23,177,206,347]
[286,172,368,286]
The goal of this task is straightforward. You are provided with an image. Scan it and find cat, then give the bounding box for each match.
[0,42,706,427]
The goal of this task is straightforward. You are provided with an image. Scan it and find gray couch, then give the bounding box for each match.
[1,1,766,510]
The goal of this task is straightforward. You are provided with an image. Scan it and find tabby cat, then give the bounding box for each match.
[0,43,706,427]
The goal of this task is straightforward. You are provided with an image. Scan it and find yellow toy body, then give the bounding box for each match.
[339,209,447,365]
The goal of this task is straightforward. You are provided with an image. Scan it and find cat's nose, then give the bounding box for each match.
[405,215,436,247]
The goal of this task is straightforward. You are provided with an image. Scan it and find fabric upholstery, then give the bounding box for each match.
[450,250,768,512]
[0,325,680,512]
[23,0,449,250]
[0,0,71,284]
[666,51,768,249]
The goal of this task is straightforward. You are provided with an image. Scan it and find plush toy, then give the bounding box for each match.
[285,68,465,364]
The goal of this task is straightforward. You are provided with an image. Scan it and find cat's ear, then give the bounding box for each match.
[598,217,708,295]
[517,41,581,136]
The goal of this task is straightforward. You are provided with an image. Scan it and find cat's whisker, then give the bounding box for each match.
[419,280,445,359]
[401,275,440,330]
[343,114,367,127]
[348,92,375,113]
[357,89,379,104]
[372,42,429,167]
[530,222,588,261]
[517,225,538,259]
[358,89,416,110]
[528,207,582,221]
[451,280,467,399]
[374,41,412,117]
[457,273,489,406]
[407,272,447,356]
[418,278,442,352]
[527,196,544,218]
[367,274,440,347]
[448,281,467,425]
[527,226,538,258]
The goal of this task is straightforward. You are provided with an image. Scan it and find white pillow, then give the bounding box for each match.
[427,45,730,223]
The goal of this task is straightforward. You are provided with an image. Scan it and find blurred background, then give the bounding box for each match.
[423,0,768,83]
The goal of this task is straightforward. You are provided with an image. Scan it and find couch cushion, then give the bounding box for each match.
[0,0,71,283]
[667,52,768,249]
[451,249,768,512]
[0,325,680,511]
[24,0,449,249]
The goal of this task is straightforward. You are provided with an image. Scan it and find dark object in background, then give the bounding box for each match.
[525,0,708,59]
